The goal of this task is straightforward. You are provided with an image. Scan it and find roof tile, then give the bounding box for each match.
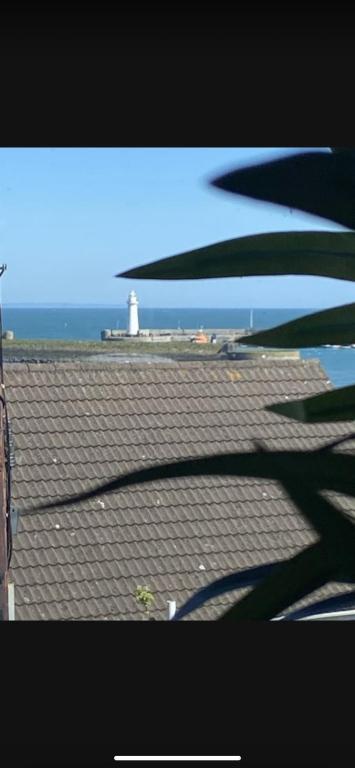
[7,358,355,619]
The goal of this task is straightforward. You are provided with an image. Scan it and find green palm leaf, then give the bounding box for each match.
[211,151,355,229]
[118,231,355,282]
[238,302,355,348]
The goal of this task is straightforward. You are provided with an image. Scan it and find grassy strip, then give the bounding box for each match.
[2,339,300,360]
[2,339,222,356]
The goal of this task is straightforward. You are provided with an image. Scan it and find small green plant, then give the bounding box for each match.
[134,585,155,613]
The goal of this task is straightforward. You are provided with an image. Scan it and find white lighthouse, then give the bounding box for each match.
[127,290,139,336]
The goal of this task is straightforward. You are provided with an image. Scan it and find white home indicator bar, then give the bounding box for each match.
[114,758,241,763]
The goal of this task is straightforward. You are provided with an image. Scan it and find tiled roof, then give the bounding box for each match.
[5,358,355,620]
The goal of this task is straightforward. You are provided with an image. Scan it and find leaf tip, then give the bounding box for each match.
[210,170,237,194]
[116,269,132,278]
[238,333,263,347]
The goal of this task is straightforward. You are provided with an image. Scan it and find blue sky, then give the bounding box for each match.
[0,147,352,308]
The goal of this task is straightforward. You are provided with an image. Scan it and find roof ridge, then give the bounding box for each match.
[4,357,328,372]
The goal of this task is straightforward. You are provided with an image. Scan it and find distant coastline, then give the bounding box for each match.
[3,303,126,309]
[4,304,318,310]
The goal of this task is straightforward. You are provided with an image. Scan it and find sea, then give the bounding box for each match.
[2,306,355,389]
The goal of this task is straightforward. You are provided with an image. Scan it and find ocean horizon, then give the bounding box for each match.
[3,303,322,309]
